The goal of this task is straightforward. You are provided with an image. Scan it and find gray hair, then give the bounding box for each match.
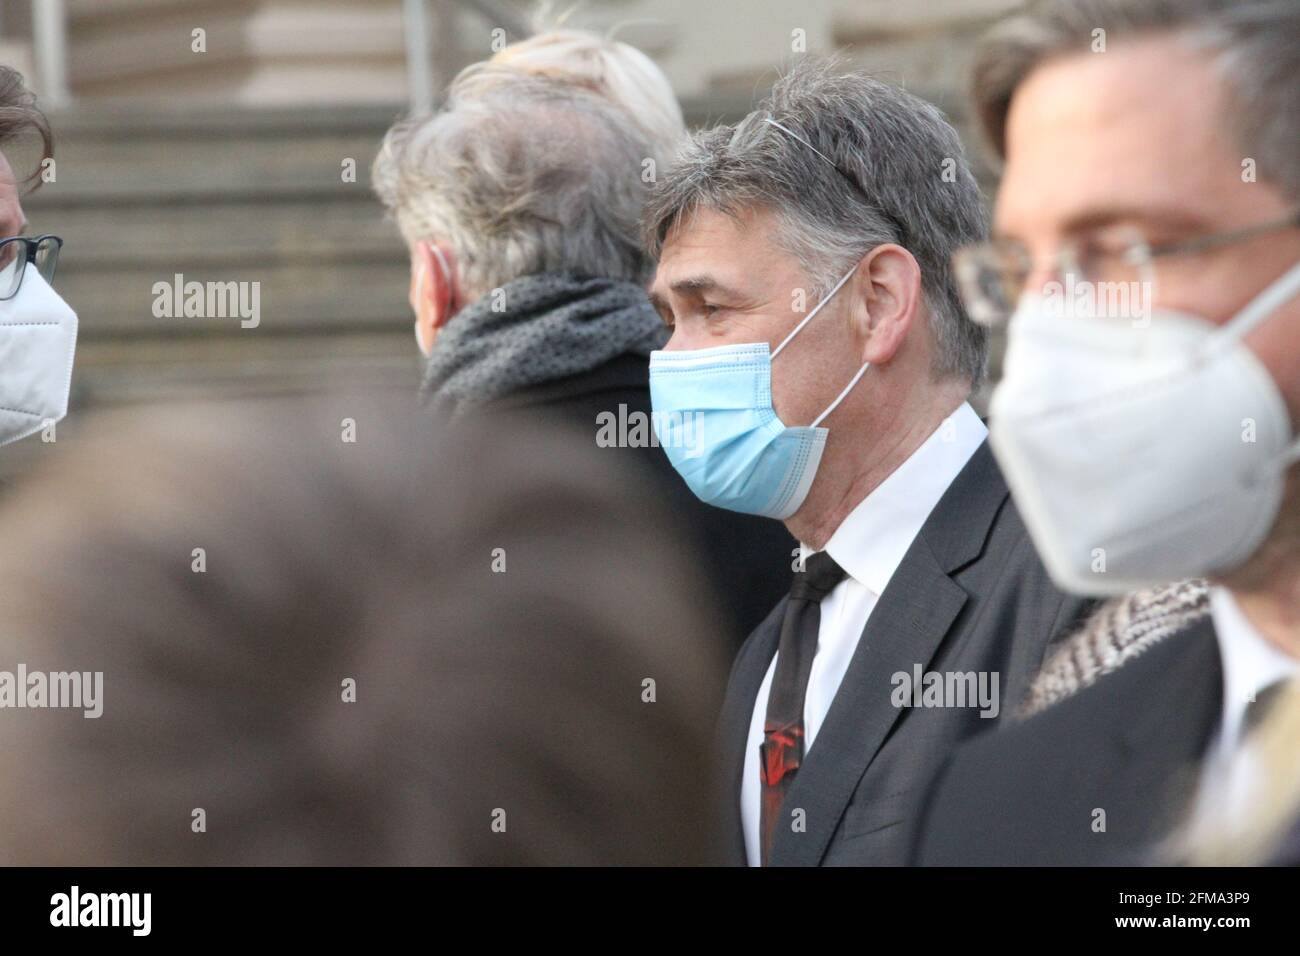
[973,0,1300,200]
[373,68,656,298]
[642,59,991,387]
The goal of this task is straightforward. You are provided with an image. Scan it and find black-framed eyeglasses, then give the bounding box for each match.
[0,234,62,301]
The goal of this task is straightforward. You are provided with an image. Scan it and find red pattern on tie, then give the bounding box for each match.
[760,720,803,786]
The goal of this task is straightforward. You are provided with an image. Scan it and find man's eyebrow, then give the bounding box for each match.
[668,275,744,299]
[647,275,748,319]
[1053,205,1212,238]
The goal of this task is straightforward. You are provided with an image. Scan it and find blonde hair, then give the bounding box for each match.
[1185,679,1300,865]
[476,27,685,166]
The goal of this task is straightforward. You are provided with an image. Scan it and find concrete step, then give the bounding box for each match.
[66,0,414,105]
[25,103,404,197]
[24,104,411,339]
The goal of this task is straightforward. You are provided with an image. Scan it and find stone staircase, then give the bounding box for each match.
[22,102,422,410]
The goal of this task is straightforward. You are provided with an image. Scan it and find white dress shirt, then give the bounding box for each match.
[1192,587,1300,827]
[740,402,987,865]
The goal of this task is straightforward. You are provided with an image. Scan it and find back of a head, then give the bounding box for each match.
[373,68,657,298]
[0,396,726,864]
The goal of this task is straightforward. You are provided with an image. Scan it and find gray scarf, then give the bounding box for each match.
[420,271,667,415]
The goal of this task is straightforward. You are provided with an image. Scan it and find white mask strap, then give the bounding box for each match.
[772,265,857,359]
[811,361,870,428]
[1205,259,1300,354]
[1283,436,1300,468]
[428,244,452,284]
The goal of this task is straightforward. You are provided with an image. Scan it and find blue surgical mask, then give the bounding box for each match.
[649,266,868,518]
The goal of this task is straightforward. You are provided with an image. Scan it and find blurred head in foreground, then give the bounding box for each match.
[966,0,1299,594]
[0,396,724,864]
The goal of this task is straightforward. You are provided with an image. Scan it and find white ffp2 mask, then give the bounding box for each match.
[990,260,1300,595]
[0,262,78,446]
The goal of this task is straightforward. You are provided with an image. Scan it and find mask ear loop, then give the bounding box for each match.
[811,360,871,428]
[428,244,452,284]
[771,264,870,427]
[1206,259,1300,476]
[1245,433,1300,491]
[771,266,857,359]
[425,244,458,332]
[1198,259,1300,478]
[1200,259,1300,360]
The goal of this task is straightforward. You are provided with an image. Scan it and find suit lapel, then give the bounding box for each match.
[1106,616,1222,850]
[770,441,1008,865]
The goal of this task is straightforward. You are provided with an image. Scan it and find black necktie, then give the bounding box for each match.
[758,550,847,865]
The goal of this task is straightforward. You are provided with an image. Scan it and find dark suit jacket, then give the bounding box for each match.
[490,352,796,650]
[913,616,1221,865]
[715,440,1094,865]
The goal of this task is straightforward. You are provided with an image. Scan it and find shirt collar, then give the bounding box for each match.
[804,403,987,596]
[1210,586,1300,750]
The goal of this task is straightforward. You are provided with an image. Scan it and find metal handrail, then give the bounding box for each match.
[403,0,436,114]
[32,0,70,109]
[403,0,533,114]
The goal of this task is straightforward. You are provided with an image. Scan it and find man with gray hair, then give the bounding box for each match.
[643,59,1092,866]
[915,0,1300,865]
[372,52,793,649]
